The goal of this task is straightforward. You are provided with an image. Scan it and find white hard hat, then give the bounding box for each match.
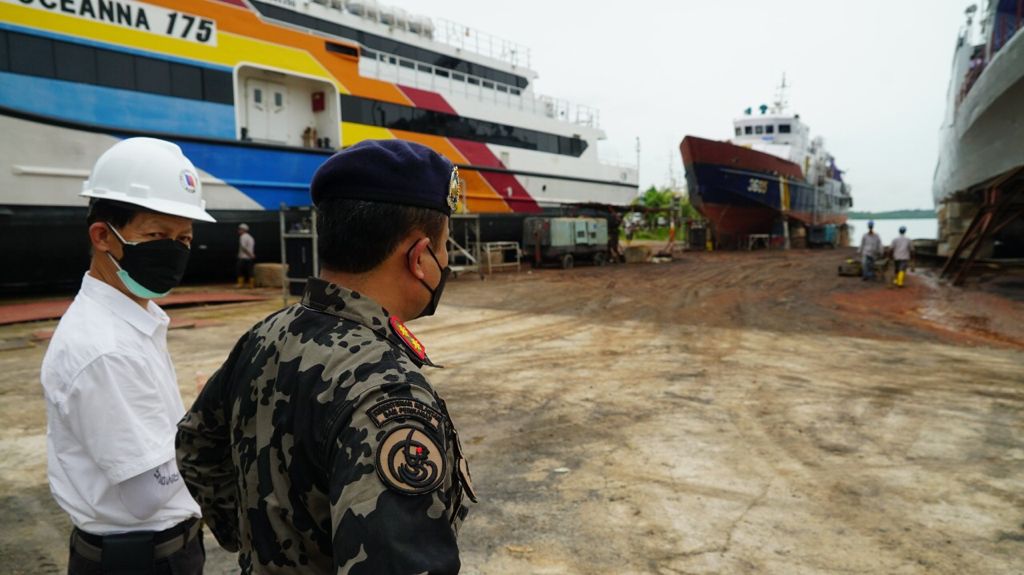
[81,138,216,222]
[238,223,249,231]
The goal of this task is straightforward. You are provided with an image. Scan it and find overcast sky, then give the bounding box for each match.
[387,0,970,212]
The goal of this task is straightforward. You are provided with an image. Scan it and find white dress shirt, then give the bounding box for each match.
[40,273,200,534]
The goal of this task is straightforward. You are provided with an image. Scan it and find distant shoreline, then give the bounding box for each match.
[848,209,935,220]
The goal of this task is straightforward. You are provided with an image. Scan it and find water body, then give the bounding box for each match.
[848,218,938,242]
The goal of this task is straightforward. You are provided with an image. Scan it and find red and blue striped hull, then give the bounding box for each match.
[680,136,847,248]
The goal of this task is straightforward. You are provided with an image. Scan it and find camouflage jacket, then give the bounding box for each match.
[176,278,475,574]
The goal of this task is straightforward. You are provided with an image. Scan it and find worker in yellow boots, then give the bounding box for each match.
[891,226,914,287]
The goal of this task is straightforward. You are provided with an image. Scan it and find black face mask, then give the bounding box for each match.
[107,224,191,299]
[410,240,451,318]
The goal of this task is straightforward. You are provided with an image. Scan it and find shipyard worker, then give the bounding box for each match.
[177,139,476,574]
[891,226,914,288]
[40,138,215,573]
[859,220,883,281]
[236,223,256,288]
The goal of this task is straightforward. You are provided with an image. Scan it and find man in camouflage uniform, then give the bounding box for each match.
[176,140,475,573]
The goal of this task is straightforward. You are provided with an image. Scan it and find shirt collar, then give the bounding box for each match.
[301,277,391,337]
[80,273,168,337]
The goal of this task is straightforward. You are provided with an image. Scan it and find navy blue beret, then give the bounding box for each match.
[310,139,459,215]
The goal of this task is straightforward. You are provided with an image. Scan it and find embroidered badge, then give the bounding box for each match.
[389,316,426,361]
[448,166,461,212]
[376,426,446,495]
[367,398,445,433]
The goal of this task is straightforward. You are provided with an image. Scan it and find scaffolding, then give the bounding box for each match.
[279,204,319,307]
[449,214,484,279]
[940,166,1024,285]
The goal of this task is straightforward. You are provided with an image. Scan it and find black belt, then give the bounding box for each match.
[71,517,201,564]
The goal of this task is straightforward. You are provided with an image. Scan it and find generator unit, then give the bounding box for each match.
[523,217,609,269]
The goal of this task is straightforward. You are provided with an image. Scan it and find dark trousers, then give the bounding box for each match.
[68,529,205,575]
[236,258,255,280]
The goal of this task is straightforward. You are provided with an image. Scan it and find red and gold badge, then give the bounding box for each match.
[390,316,426,361]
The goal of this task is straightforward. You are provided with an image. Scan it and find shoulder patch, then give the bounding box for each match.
[376,426,446,495]
[367,398,445,434]
[389,316,426,361]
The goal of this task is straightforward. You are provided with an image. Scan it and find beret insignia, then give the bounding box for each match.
[448,166,461,213]
[376,426,446,495]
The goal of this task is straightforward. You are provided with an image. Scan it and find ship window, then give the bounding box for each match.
[338,94,588,157]
[497,84,508,93]
[435,69,449,78]
[247,1,530,89]
[324,41,358,57]
[170,63,202,100]
[483,80,494,89]
[0,30,10,72]
[55,42,97,84]
[135,57,171,96]
[510,87,521,95]
[362,48,377,60]
[253,89,262,104]
[537,133,557,152]
[96,50,135,90]
[9,32,55,78]
[274,92,283,107]
[452,73,465,82]
[765,125,775,134]
[734,127,741,136]
[202,69,234,104]
[755,125,764,134]
[468,77,480,85]
[388,56,396,65]
[779,124,791,133]
[744,126,753,135]
[399,59,414,69]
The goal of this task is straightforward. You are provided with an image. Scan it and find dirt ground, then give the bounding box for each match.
[1,248,1023,574]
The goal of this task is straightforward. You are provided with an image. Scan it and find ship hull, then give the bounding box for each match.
[0,0,638,292]
[0,108,587,294]
[934,18,1024,203]
[681,136,847,248]
[933,7,1024,258]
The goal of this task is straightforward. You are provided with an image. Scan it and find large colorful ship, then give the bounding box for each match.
[680,80,852,249]
[0,0,638,292]
[933,1,1023,264]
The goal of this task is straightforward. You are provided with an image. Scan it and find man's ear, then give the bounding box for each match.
[405,236,432,280]
[88,222,115,254]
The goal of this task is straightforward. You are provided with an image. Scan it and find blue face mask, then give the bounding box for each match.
[107,225,191,299]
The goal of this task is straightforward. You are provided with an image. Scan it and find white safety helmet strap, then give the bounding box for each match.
[81,138,216,223]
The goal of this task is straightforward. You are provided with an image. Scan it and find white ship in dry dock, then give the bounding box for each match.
[933,1,1024,282]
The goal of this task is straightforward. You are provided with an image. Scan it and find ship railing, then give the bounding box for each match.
[432,18,532,69]
[360,53,600,128]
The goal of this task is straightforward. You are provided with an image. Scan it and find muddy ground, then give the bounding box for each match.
[1,248,1022,574]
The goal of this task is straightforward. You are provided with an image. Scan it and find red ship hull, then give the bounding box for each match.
[681,136,848,247]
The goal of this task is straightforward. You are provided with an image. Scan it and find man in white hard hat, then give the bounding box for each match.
[40,138,215,573]
[235,223,255,289]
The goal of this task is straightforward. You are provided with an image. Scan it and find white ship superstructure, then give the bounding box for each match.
[0,0,638,292]
[933,1,1024,265]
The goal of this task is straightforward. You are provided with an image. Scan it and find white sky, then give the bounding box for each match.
[387,0,970,212]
